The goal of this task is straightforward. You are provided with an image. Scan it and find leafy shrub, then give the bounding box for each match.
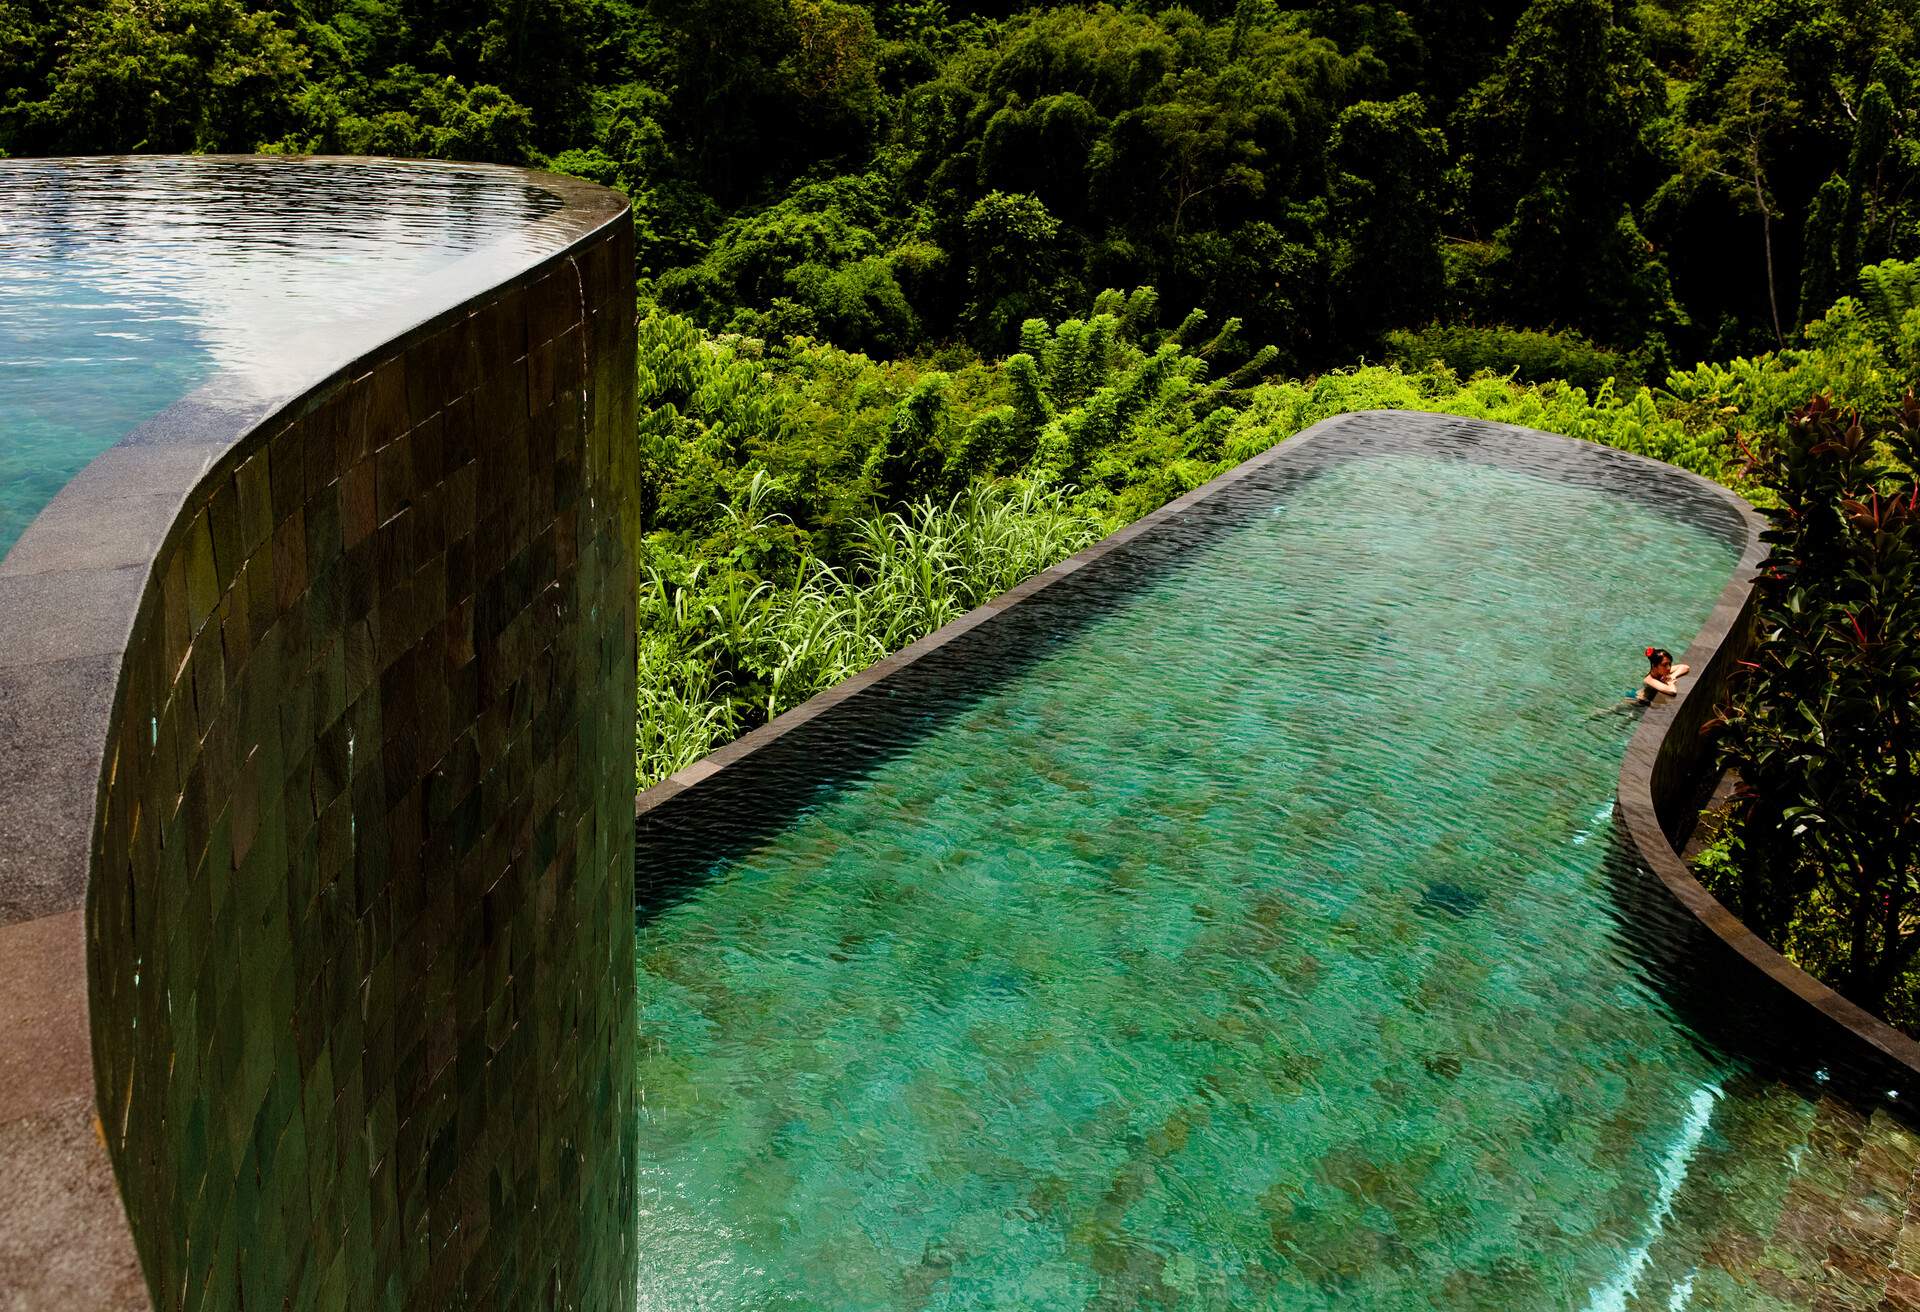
[1666,291,1917,441]
[1858,258,1920,338]
[655,173,934,356]
[1708,391,1920,1020]
[1383,323,1631,392]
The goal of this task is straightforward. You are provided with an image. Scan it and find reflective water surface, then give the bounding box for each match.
[0,156,559,557]
[635,433,1914,1311]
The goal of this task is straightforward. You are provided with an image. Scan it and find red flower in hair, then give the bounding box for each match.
[1645,647,1655,658]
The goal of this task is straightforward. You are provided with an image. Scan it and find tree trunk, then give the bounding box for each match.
[1755,162,1786,347]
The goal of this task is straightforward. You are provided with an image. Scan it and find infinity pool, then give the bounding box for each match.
[0,156,558,557]
[635,423,1901,1309]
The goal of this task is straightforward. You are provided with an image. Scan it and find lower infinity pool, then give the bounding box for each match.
[633,423,1885,1309]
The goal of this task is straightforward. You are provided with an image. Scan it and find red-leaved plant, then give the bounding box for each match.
[1714,388,1920,1016]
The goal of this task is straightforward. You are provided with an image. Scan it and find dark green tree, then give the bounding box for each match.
[547,83,715,270]
[1456,0,1675,344]
[1325,94,1447,345]
[1798,175,1850,330]
[8,0,307,153]
[962,190,1080,347]
[1837,82,1894,280]
[1649,0,1919,361]
[647,0,879,203]
[1667,56,1799,345]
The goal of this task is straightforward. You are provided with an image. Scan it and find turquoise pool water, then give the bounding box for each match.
[634,435,1887,1309]
[0,157,558,558]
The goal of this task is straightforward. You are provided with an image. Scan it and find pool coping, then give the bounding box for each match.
[0,157,630,1309]
[635,407,1920,1088]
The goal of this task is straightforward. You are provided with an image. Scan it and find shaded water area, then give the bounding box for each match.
[636,428,1918,1310]
[0,156,559,557]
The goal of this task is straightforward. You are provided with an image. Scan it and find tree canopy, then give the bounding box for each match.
[3,0,1914,369]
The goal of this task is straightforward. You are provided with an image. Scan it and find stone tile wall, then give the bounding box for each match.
[83,217,639,1311]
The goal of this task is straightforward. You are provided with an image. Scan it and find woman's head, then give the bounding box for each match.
[1645,645,1672,673]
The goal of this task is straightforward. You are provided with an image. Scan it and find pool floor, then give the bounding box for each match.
[633,446,1908,1309]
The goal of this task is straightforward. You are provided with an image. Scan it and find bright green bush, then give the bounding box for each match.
[654,174,935,356]
[1383,322,1631,392]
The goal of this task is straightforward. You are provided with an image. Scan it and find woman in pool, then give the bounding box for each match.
[1636,646,1691,704]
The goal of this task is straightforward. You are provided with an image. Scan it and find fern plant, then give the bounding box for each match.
[1856,259,1919,336]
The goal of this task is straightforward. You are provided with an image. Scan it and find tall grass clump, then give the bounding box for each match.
[636,482,1096,786]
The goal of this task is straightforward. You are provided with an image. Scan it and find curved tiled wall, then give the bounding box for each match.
[0,165,638,1312]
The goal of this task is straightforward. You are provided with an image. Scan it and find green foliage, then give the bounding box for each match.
[6,0,307,153]
[657,172,929,353]
[546,84,714,269]
[961,190,1079,347]
[1858,258,1920,366]
[1326,94,1448,343]
[1712,391,1920,1018]
[893,1,1379,358]
[1837,82,1894,282]
[1665,290,1919,444]
[1797,176,1850,329]
[1653,0,1919,358]
[1455,0,1677,343]
[1661,51,1798,343]
[1383,323,1630,393]
[317,71,536,163]
[635,482,1099,784]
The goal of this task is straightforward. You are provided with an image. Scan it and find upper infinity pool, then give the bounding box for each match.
[636,419,1903,1309]
[0,156,559,557]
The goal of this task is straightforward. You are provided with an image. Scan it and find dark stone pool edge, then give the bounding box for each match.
[0,160,640,1312]
[1610,469,1920,1089]
[636,407,1920,1090]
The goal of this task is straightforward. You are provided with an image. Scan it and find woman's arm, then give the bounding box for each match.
[1673,662,1691,678]
[1644,675,1679,696]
